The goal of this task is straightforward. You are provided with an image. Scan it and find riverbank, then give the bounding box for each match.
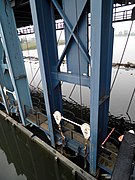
[21,40,65,51]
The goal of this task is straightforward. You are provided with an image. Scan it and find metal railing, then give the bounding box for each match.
[24,105,47,126]
[17,7,134,36]
[113,8,132,22]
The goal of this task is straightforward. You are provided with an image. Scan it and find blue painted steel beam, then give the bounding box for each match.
[90,0,114,175]
[99,0,114,142]
[57,0,89,70]
[0,66,10,114]
[29,0,63,147]
[0,70,10,114]
[0,0,33,125]
[0,39,15,112]
[51,72,90,87]
[0,40,9,113]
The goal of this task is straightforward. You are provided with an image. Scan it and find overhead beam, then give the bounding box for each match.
[51,72,90,87]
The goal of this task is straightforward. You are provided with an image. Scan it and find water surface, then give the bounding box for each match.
[0,113,92,180]
[22,36,135,122]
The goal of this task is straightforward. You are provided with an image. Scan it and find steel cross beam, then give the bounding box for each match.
[90,0,114,175]
[0,0,33,125]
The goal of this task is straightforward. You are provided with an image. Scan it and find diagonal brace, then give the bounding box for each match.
[57,0,90,69]
[51,0,90,68]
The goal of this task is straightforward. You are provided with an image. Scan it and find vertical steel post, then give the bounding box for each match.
[0,0,33,125]
[0,38,15,113]
[29,0,63,147]
[90,0,114,175]
[0,40,9,114]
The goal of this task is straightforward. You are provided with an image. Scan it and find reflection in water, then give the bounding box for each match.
[0,113,92,180]
[0,149,26,180]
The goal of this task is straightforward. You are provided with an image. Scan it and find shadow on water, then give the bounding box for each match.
[0,113,93,180]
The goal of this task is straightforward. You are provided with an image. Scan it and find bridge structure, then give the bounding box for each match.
[0,0,135,178]
[17,4,135,36]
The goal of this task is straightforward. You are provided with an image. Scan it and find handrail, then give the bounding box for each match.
[17,7,134,36]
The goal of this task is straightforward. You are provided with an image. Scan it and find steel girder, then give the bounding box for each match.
[0,0,33,125]
[90,0,114,175]
[29,0,114,176]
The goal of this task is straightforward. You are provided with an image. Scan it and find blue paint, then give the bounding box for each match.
[52,0,90,66]
[0,0,114,176]
[29,0,114,176]
[29,0,63,147]
[90,0,114,175]
[0,0,33,125]
[62,0,89,75]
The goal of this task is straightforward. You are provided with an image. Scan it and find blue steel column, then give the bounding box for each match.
[29,0,63,147]
[90,0,114,175]
[0,40,9,113]
[0,38,15,113]
[0,0,33,125]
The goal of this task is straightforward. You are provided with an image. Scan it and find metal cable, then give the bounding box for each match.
[75,0,83,121]
[110,21,134,122]
[37,80,42,89]
[35,31,63,91]
[75,0,87,169]
[30,66,40,86]
[126,87,135,122]
[69,84,76,101]
[57,30,63,45]
[110,20,133,92]
[25,35,34,86]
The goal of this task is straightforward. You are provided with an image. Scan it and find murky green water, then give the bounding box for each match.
[0,113,93,180]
